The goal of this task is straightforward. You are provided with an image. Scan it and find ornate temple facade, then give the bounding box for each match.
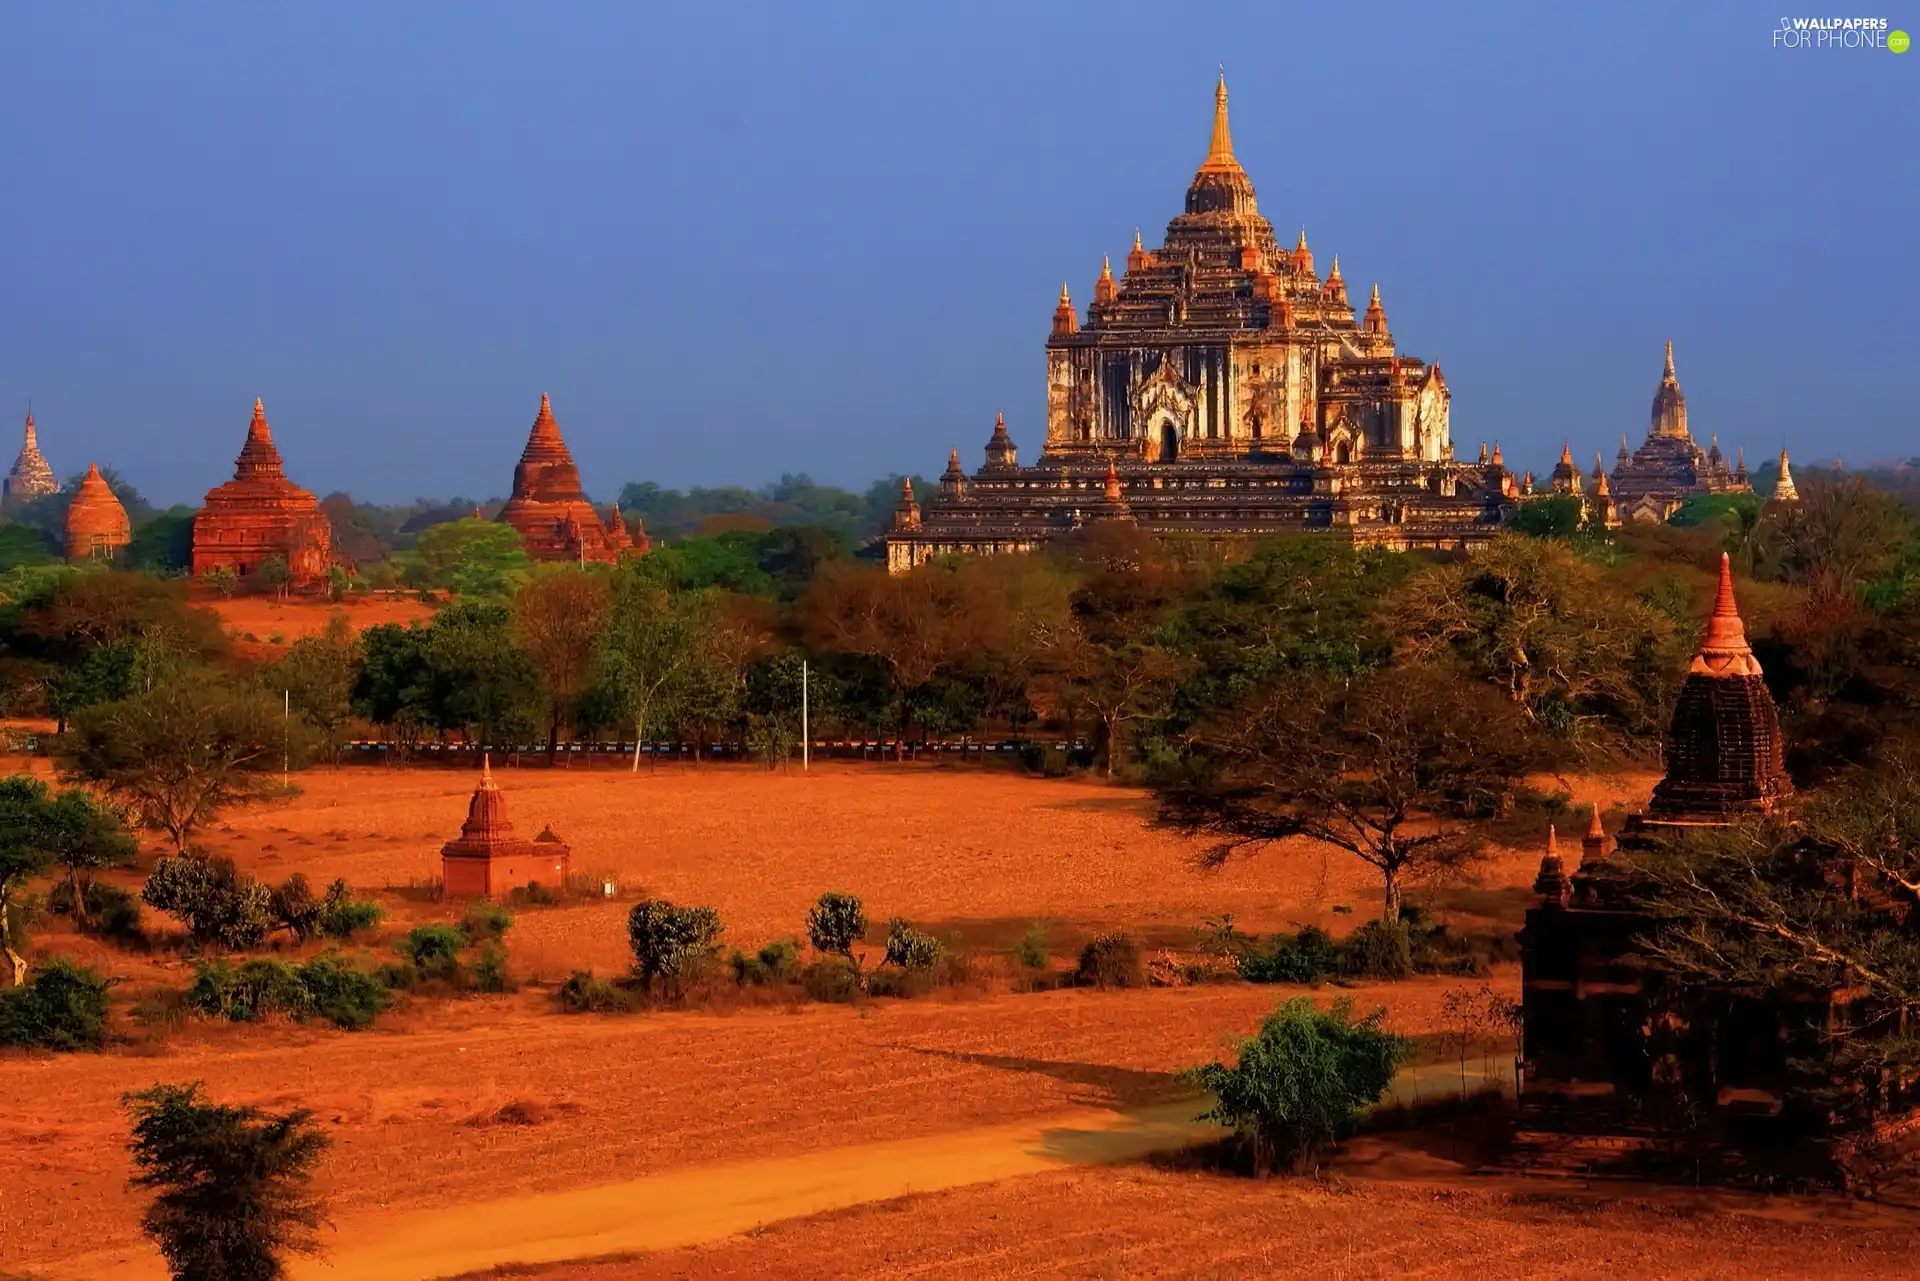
[497,394,642,564]
[191,399,334,588]
[1607,343,1751,522]
[441,757,572,898]
[4,412,57,505]
[1520,556,1824,1179]
[885,77,1512,572]
[64,463,131,562]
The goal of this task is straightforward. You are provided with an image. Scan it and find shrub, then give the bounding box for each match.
[314,879,382,939]
[805,892,867,960]
[882,918,940,971]
[188,956,389,1030]
[124,1083,330,1281]
[461,901,514,943]
[801,955,863,1003]
[1012,922,1051,973]
[731,937,802,986]
[626,900,722,994]
[51,880,146,944]
[269,874,320,941]
[1238,926,1340,985]
[1076,932,1142,988]
[511,880,559,907]
[556,970,635,1014]
[866,965,934,998]
[294,956,390,1029]
[471,944,515,994]
[400,924,468,968]
[0,958,113,1050]
[1186,997,1413,1176]
[142,853,273,949]
[1338,919,1414,980]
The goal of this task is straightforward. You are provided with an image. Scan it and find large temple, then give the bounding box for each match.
[497,394,643,564]
[191,399,334,588]
[885,76,1512,573]
[4,412,57,505]
[1605,342,1752,522]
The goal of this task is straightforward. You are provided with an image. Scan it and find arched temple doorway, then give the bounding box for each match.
[1159,422,1179,463]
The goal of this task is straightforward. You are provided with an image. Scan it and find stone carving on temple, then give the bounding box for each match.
[1607,342,1753,522]
[4,411,57,505]
[64,463,131,562]
[441,756,571,898]
[496,394,637,564]
[885,75,1510,573]
[191,399,333,589]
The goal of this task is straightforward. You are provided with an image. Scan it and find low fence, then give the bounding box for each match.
[343,739,1093,766]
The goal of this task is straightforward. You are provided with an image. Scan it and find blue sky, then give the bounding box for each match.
[1,2,1913,505]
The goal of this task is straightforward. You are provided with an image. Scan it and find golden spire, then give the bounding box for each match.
[1133,228,1142,252]
[1560,442,1574,465]
[1201,69,1237,170]
[480,753,496,789]
[1664,338,1676,380]
[1100,254,1112,281]
[1328,255,1342,282]
[1295,226,1309,253]
[1773,448,1799,503]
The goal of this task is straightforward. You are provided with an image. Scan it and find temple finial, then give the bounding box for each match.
[1203,69,1235,168]
[1296,226,1309,253]
[481,753,495,788]
[1664,339,1676,379]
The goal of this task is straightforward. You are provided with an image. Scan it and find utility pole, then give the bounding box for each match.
[802,659,810,772]
[282,689,290,785]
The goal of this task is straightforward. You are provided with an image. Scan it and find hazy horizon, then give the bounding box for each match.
[4,2,1913,506]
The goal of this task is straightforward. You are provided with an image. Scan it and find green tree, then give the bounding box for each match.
[510,570,612,756]
[1509,493,1586,541]
[603,577,723,769]
[63,682,308,851]
[626,899,722,996]
[255,555,292,600]
[142,853,274,950]
[806,892,867,961]
[353,621,435,749]
[425,603,542,747]
[272,614,363,762]
[1159,662,1541,920]
[124,1082,331,1281]
[1186,998,1412,1176]
[404,518,529,597]
[125,508,199,575]
[42,785,139,929]
[0,775,60,985]
[0,522,58,570]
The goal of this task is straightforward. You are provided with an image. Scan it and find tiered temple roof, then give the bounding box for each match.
[190,399,333,588]
[4,412,57,504]
[886,75,1508,571]
[64,463,131,561]
[1642,553,1792,823]
[1607,343,1752,522]
[496,394,636,564]
[441,756,571,898]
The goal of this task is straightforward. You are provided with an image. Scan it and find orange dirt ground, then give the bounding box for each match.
[2,764,1900,1279]
[206,594,436,654]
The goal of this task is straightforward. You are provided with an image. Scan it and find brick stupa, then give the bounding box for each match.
[440,756,571,898]
[191,399,333,589]
[496,394,636,564]
[64,463,131,561]
[4,412,57,504]
[1642,552,1792,824]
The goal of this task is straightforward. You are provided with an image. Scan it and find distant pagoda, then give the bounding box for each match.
[496,394,638,564]
[4,411,57,504]
[1608,342,1752,522]
[190,399,334,589]
[64,463,131,562]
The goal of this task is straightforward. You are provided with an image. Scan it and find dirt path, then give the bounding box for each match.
[288,1064,1499,1281]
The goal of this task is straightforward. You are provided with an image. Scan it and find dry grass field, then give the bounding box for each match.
[206,593,437,656]
[2,762,1902,1279]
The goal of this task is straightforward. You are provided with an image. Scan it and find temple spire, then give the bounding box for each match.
[233,398,287,479]
[1094,253,1118,305]
[1052,282,1078,336]
[1201,70,1237,170]
[1772,448,1799,503]
[1664,339,1676,379]
[1692,553,1760,676]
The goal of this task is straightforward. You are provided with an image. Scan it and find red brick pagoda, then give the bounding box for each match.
[64,463,131,561]
[496,394,636,564]
[1519,555,1820,1180]
[191,399,333,589]
[440,756,571,898]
